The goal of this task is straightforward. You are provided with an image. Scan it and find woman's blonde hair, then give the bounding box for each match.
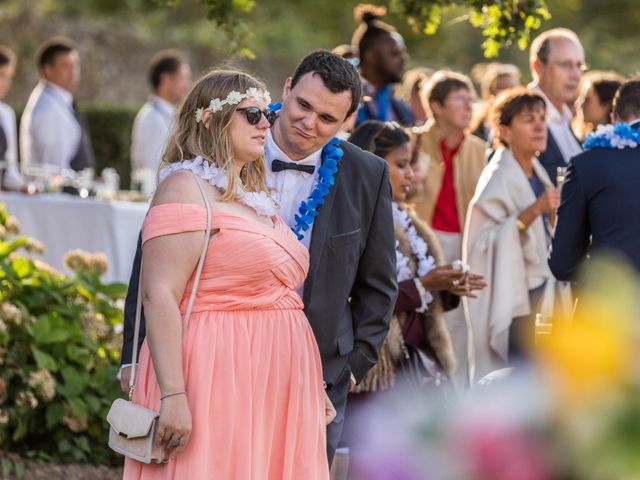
[162,68,269,201]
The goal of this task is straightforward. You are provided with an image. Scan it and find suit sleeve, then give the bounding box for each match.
[549,161,590,281]
[120,232,146,365]
[347,164,398,382]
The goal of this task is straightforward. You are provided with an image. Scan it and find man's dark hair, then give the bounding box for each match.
[613,79,640,122]
[290,50,362,118]
[36,37,76,69]
[0,45,16,68]
[148,49,186,90]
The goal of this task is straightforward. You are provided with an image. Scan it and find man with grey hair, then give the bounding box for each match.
[528,28,586,183]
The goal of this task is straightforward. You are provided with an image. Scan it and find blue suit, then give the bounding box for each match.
[549,122,640,280]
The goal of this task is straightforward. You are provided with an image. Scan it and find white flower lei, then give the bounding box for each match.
[392,202,437,312]
[159,157,279,217]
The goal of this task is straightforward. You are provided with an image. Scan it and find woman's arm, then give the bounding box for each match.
[140,173,211,457]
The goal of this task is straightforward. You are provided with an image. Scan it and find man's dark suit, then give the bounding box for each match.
[537,129,566,185]
[120,140,398,462]
[549,122,640,280]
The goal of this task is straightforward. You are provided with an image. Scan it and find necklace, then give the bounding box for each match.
[392,202,436,311]
[159,157,279,217]
[584,123,640,150]
[269,102,344,241]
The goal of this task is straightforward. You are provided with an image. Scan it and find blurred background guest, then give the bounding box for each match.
[352,3,414,127]
[464,88,560,379]
[411,70,486,387]
[332,44,359,140]
[470,62,521,142]
[573,70,624,139]
[528,28,585,183]
[0,45,24,191]
[130,49,191,174]
[19,37,95,174]
[397,66,434,127]
[551,80,640,280]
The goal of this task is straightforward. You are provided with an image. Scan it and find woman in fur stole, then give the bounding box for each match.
[347,121,486,396]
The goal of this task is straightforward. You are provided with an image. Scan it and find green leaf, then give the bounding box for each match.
[11,257,33,278]
[31,315,50,342]
[46,403,64,428]
[61,367,89,397]
[31,346,59,372]
[99,282,128,298]
[67,397,88,417]
[84,394,101,413]
[1,459,12,478]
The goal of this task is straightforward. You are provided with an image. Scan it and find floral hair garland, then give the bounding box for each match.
[195,87,272,123]
[583,122,640,150]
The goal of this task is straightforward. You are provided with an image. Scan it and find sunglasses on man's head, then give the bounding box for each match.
[236,107,276,126]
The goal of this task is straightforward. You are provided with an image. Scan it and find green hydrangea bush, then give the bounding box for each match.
[0,203,127,464]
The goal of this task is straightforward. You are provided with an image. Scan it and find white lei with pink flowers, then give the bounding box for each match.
[392,202,436,312]
[159,157,279,217]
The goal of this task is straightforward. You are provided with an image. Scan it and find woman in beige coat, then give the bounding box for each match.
[463,87,561,380]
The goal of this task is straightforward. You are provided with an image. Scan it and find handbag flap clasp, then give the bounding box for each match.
[107,398,159,439]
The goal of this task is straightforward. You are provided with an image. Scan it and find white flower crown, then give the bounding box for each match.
[195,87,272,123]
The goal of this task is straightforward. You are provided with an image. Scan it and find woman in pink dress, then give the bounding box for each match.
[123,69,332,479]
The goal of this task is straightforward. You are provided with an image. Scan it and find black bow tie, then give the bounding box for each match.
[271,159,315,175]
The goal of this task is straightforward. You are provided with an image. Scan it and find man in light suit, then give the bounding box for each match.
[120,50,397,464]
[550,80,640,279]
[19,37,94,174]
[131,50,191,173]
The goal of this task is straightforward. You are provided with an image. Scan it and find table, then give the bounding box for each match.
[0,192,148,283]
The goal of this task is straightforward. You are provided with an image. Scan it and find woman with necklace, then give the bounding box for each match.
[346,120,485,398]
[463,87,561,380]
[123,69,332,479]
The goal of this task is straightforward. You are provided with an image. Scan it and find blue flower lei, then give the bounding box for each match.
[268,102,344,240]
[583,123,640,150]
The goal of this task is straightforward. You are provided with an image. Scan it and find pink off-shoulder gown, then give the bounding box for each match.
[123,203,329,480]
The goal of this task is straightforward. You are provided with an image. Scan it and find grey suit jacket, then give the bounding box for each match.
[120,140,397,387]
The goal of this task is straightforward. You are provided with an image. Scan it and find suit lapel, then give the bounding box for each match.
[303,147,342,305]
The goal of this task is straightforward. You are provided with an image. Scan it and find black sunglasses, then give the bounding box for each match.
[236,107,276,126]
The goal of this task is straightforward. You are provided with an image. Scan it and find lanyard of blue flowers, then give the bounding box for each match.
[583,123,640,150]
[269,102,344,241]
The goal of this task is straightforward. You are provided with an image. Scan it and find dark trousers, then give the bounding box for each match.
[509,282,546,361]
[326,368,351,466]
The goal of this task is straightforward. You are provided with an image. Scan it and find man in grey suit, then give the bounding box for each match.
[120,50,397,464]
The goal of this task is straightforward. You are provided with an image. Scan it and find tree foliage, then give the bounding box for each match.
[182,0,551,57]
[390,0,551,57]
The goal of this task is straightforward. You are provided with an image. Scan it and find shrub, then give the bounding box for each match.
[0,203,127,464]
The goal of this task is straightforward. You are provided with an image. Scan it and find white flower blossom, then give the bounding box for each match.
[209,98,223,112]
[225,91,243,105]
[195,107,204,123]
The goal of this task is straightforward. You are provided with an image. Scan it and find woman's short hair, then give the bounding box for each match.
[421,70,475,115]
[490,87,546,148]
[162,68,269,201]
[349,120,409,159]
[582,71,624,107]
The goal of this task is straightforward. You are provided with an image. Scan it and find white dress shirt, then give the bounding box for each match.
[131,95,176,172]
[19,81,82,173]
[0,101,24,190]
[530,84,583,163]
[264,128,322,251]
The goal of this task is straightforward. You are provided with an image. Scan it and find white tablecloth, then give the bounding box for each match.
[0,192,148,283]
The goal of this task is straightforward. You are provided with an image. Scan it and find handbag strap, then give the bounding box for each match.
[129,176,212,398]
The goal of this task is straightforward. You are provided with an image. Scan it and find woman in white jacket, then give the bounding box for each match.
[463,87,560,380]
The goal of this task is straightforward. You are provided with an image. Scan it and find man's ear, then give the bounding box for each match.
[282,77,293,99]
[531,59,543,82]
